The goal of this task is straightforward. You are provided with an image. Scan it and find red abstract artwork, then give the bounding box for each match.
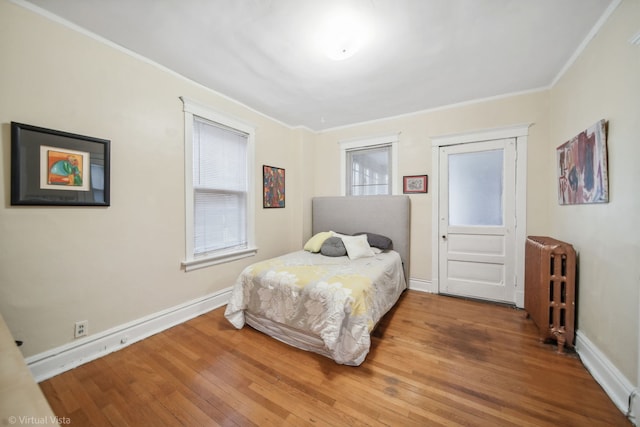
[263,165,285,208]
[557,119,608,205]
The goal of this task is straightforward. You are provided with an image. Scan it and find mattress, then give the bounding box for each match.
[224,250,406,365]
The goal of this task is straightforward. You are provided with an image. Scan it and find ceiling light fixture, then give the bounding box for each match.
[316,8,371,61]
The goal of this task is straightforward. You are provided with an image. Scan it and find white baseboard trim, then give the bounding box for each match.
[576,330,635,421]
[26,288,233,383]
[515,290,525,309]
[409,278,437,293]
[632,389,640,426]
[29,282,635,424]
[28,280,432,383]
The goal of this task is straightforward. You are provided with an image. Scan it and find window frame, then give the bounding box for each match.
[339,133,400,196]
[180,97,257,272]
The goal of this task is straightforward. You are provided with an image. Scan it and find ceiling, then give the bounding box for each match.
[25,0,616,131]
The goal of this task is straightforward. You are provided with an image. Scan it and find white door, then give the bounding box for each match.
[438,138,516,303]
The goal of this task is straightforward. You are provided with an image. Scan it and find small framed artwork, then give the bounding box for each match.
[403,175,428,194]
[263,165,285,208]
[11,122,110,206]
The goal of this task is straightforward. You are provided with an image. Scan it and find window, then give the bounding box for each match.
[346,145,391,195]
[339,133,399,196]
[181,97,256,271]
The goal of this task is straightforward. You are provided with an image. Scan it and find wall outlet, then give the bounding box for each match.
[74,320,88,338]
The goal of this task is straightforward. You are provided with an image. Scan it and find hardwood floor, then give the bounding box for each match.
[40,291,631,426]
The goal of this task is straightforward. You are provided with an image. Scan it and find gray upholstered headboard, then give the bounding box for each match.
[312,195,411,281]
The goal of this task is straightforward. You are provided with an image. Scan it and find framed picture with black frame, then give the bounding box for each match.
[11,122,111,206]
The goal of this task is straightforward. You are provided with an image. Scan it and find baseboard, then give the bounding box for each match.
[409,278,437,293]
[515,289,525,309]
[26,288,232,382]
[576,330,635,421]
[28,280,432,382]
[632,389,640,426]
[29,282,635,425]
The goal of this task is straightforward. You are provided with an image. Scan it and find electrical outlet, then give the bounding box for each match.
[74,320,88,338]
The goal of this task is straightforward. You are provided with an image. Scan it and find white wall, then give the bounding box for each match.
[0,1,310,358]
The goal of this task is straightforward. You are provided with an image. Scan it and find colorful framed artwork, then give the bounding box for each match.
[403,175,428,194]
[11,122,111,206]
[557,119,608,205]
[263,165,285,208]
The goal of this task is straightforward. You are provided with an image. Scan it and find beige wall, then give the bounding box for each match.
[0,1,309,357]
[1,0,637,393]
[549,0,639,383]
[314,91,551,282]
[314,0,639,388]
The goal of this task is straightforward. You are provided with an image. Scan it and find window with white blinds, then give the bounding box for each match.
[339,133,399,196]
[193,118,248,255]
[181,97,256,271]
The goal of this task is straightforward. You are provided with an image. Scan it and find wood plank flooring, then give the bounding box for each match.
[40,291,631,426]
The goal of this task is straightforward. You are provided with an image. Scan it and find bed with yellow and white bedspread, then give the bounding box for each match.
[224,249,406,366]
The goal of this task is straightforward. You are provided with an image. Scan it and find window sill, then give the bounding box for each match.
[182,247,258,272]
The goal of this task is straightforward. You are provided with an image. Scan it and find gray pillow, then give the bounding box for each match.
[320,236,347,257]
[354,232,393,250]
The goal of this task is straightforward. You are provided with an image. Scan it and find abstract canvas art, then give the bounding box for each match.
[263,165,285,208]
[557,119,608,205]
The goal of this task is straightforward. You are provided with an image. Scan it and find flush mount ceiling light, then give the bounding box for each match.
[316,7,371,61]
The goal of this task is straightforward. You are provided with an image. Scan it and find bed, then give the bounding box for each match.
[224,195,411,365]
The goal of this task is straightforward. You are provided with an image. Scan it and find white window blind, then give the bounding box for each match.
[193,117,248,256]
[181,97,256,271]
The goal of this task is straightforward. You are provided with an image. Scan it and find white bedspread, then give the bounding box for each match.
[224,250,406,365]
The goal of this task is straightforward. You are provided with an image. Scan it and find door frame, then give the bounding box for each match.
[431,124,530,308]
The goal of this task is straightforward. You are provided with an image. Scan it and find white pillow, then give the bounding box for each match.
[340,234,375,260]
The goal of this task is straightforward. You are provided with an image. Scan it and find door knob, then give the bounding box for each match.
[442,235,447,240]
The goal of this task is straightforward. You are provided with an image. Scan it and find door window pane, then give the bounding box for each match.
[449,149,503,226]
